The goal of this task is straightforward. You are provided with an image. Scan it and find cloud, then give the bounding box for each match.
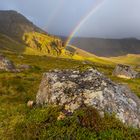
[0,0,140,38]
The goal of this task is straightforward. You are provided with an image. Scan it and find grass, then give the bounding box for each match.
[106,54,140,66]
[6,106,140,140]
[0,52,140,139]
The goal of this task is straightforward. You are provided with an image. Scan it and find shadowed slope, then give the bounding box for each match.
[62,37,140,57]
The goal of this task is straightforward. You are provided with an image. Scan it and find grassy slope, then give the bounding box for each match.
[0,33,25,53]
[67,45,115,66]
[104,54,140,66]
[22,32,65,56]
[0,35,140,139]
[0,33,114,65]
[0,51,140,139]
[0,33,48,55]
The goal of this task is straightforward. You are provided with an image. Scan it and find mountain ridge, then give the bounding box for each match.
[0,10,46,42]
[60,36,140,57]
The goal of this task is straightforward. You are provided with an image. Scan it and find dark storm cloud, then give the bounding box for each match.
[0,0,140,38]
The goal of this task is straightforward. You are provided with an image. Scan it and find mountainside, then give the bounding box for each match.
[0,10,65,56]
[66,37,140,57]
[1,10,140,64]
[0,10,111,61]
[0,10,45,42]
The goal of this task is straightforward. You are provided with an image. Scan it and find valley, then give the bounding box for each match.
[65,37,140,57]
[0,10,140,140]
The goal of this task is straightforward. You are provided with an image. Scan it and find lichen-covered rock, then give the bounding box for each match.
[113,64,139,79]
[0,54,16,72]
[36,68,140,128]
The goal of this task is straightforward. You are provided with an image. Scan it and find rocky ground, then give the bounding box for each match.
[36,68,140,128]
[113,64,139,79]
[0,54,16,72]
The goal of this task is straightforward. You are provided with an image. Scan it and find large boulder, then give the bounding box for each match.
[113,64,139,79]
[0,54,16,72]
[36,68,140,128]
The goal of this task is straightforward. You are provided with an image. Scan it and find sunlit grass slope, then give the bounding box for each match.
[67,45,114,65]
[0,32,65,56]
[0,33,114,65]
[105,54,140,65]
[23,32,65,56]
[0,33,48,55]
[0,52,140,139]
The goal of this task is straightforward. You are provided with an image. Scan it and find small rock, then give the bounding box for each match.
[0,54,16,72]
[27,100,34,108]
[113,64,139,79]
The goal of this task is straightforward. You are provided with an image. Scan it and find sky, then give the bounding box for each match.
[0,0,140,38]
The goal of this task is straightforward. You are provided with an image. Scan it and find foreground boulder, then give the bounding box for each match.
[36,68,140,128]
[0,54,16,72]
[113,64,139,79]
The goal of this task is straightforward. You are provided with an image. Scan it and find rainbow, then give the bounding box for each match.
[66,0,106,46]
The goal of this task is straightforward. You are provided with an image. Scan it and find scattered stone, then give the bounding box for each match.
[0,54,32,72]
[113,64,139,79]
[0,54,16,72]
[27,100,34,108]
[36,68,140,128]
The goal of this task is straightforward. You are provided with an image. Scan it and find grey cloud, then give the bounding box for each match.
[0,0,140,38]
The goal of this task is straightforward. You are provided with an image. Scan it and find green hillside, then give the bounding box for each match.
[0,33,25,53]
[0,32,65,56]
[108,54,140,65]
[0,31,114,66]
[0,52,140,139]
[0,10,65,57]
[23,32,65,56]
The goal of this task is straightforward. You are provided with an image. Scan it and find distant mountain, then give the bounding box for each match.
[0,10,65,56]
[66,45,95,57]
[2,10,139,59]
[0,10,45,42]
[61,37,140,57]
